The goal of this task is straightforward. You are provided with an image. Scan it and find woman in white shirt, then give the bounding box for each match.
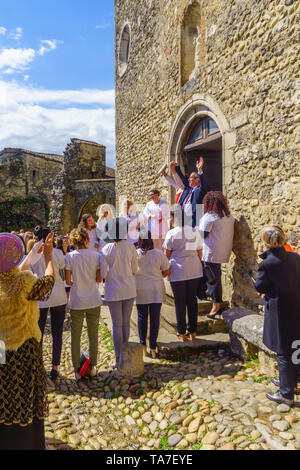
[96,204,115,239]
[199,191,234,319]
[119,199,141,246]
[78,213,100,252]
[100,217,138,368]
[143,189,170,251]
[31,226,67,382]
[65,228,102,380]
[136,230,170,358]
[163,208,203,341]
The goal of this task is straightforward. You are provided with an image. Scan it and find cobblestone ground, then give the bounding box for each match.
[43,318,300,451]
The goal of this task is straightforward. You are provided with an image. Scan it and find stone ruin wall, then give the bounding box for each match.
[115,0,300,311]
[49,139,115,235]
[0,149,63,231]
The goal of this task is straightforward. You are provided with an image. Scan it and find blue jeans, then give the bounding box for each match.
[137,303,162,350]
[278,354,300,400]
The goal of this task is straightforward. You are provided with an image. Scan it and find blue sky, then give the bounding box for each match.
[0,0,116,167]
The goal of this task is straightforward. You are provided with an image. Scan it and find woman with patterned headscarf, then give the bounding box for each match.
[0,232,55,450]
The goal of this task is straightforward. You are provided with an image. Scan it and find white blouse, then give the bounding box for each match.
[65,249,102,310]
[136,248,170,304]
[100,240,138,301]
[143,200,170,239]
[199,212,234,264]
[32,248,67,308]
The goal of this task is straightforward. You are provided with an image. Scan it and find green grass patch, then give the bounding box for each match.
[158,436,172,451]
[192,441,204,450]
[250,375,268,383]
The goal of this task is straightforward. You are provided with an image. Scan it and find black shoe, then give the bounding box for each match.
[271,378,280,387]
[50,369,59,381]
[271,378,299,394]
[266,391,293,406]
[206,310,222,319]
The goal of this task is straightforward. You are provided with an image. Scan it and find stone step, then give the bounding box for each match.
[101,304,228,338]
[100,305,230,359]
[159,303,229,335]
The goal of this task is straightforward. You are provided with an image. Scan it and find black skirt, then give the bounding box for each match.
[0,417,45,450]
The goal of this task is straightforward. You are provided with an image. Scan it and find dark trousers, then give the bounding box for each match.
[278,354,300,400]
[0,417,45,450]
[137,303,162,350]
[171,278,198,335]
[39,305,66,367]
[206,262,222,303]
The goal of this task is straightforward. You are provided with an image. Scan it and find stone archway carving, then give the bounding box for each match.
[75,183,115,224]
[167,93,236,201]
[168,93,237,302]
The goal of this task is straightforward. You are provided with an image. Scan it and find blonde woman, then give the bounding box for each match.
[96,204,115,238]
[119,199,141,246]
[65,228,102,380]
[254,226,300,406]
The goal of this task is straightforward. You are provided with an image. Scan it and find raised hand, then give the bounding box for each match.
[170,161,178,173]
[196,157,204,172]
[43,232,54,260]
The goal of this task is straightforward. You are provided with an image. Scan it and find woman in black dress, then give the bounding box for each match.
[254,226,300,406]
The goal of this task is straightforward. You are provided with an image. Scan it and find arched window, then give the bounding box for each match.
[183,116,222,192]
[118,24,131,77]
[186,117,220,147]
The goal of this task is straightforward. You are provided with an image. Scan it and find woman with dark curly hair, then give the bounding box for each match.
[199,191,234,318]
[65,228,102,380]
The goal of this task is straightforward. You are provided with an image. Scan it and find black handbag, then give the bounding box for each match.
[202,262,216,285]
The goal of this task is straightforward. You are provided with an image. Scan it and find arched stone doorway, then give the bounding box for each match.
[77,189,115,226]
[168,94,237,302]
[168,93,236,203]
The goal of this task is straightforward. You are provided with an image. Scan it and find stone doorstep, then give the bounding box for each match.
[101,303,228,338]
[100,305,230,358]
[159,303,229,335]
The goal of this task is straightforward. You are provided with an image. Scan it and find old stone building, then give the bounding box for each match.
[115,0,300,311]
[0,148,63,231]
[49,138,115,234]
[0,139,115,233]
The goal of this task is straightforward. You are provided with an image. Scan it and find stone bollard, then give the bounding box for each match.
[118,342,144,377]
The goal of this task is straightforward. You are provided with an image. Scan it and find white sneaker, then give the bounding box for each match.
[90,367,97,377]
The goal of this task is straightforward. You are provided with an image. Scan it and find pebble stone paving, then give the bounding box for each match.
[43,317,300,451]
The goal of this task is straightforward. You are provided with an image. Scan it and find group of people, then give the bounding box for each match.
[0,157,300,450]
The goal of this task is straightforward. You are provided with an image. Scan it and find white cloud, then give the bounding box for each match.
[0,48,35,72]
[9,27,22,40]
[96,23,111,30]
[38,39,62,56]
[0,80,116,167]
[0,27,6,36]
[0,80,115,106]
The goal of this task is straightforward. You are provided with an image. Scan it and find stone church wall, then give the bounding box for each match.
[115,0,300,310]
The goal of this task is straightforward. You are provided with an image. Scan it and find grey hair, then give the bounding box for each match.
[260,226,286,248]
